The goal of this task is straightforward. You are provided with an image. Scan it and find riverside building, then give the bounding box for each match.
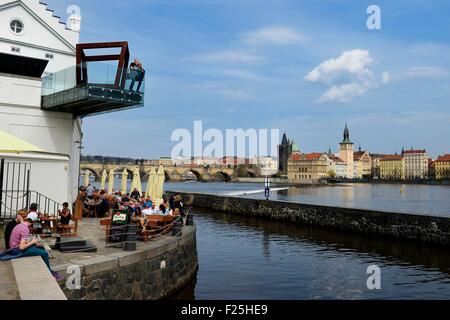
[0,0,144,220]
[402,148,429,180]
[380,155,405,180]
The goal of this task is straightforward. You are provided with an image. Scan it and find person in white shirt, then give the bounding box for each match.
[27,203,39,222]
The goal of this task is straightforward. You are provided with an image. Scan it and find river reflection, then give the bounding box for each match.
[174,208,450,300]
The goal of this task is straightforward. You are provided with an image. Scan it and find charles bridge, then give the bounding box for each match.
[80,162,261,182]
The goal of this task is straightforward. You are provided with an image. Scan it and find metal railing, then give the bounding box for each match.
[0,190,62,221]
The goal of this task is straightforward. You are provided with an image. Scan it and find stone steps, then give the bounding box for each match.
[0,260,20,300]
[11,256,67,300]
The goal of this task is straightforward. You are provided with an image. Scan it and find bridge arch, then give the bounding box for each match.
[214,171,232,182]
[80,167,101,181]
[183,170,204,182]
[114,167,134,179]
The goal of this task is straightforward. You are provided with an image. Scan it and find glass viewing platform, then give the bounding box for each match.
[40,41,144,117]
[41,63,145,117]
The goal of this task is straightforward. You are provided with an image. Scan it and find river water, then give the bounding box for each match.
[174,208,450,300]
[90,180,450,299]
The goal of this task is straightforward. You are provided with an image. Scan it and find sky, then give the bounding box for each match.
[46,0,450,159]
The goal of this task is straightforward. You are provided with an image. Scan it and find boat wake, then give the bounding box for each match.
[224,188,290,196]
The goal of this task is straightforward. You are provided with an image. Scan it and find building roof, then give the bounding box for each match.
[329,155,345,163]
[353,151,367,161]
[380,155,404,161]
[436,154,450,162]
[403,149,427,154]
[291,152,323,161]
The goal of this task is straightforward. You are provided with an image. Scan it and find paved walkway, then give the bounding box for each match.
[46,218,174,268]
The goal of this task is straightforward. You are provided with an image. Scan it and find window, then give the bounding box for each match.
[10,19,24,34]
[45,53,54,59]
[11,46,20,53]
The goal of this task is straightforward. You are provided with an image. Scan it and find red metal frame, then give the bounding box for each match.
[76,42,130,89]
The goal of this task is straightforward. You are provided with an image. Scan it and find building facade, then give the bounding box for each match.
[0,1,143,218]
[380,155,405,180]
[353,150,372,179]
[435,154,450,180]
[0,0,81,206]
[403,148,428,180]
[288,153,331,184]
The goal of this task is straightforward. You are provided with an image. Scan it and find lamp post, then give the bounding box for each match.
[264,176,270,200]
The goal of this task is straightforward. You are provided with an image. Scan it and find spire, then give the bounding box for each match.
[281,133,288,145]
[341,123,352,144]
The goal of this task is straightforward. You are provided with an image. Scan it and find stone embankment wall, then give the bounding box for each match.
[57,225,198,300]
[172,192,450,246]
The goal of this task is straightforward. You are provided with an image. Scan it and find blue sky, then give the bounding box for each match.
[47,0,450,158]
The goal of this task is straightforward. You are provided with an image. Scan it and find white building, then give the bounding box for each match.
[251,156,278,176]
[403,149,429,180]
[0,1,143,219]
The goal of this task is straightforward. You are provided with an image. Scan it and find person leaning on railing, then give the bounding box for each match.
[128,58,145,93]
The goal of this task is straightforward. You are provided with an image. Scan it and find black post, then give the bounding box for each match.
[25,168,30,210]
[123,224,136,251]
[186,212,194,226]
[0,159,4,220]
[172,219,183,236]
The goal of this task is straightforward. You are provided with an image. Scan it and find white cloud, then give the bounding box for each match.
[317,82,370,103]
[305,49,389,103]
[305,49,374,83]
[190,50,264,65]
[404,67,449,79]
[200,82,255,100]
[241,26,307,45]
[382,71,391,84]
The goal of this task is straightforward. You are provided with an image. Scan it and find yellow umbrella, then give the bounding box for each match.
[156,165,165,200]
[84,170,90,187]
[146,167,157,201]
[100,169,107,191]
[108,169,115,194]
[130,167,142,194]
[0,130,44,153]
[121,169,128,194]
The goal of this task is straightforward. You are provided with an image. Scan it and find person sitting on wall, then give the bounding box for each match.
[0,215,63,281]
[174,194,185,217]
[3,210,28,250]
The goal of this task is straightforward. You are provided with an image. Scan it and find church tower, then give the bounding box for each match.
[278,133,294,176]
[339,123,354,178]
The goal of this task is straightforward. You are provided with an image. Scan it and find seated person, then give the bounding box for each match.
[59,202,72,226]
[158,204,171,216]
[131,207,144,230]
[0,215,63,280]
[144,196,153,208]
[4,210,28,250]
[142,205,155,216]
[27,203,40,221]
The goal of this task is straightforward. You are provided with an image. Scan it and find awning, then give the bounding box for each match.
[0,52,48,78]
[0,131,44,154]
